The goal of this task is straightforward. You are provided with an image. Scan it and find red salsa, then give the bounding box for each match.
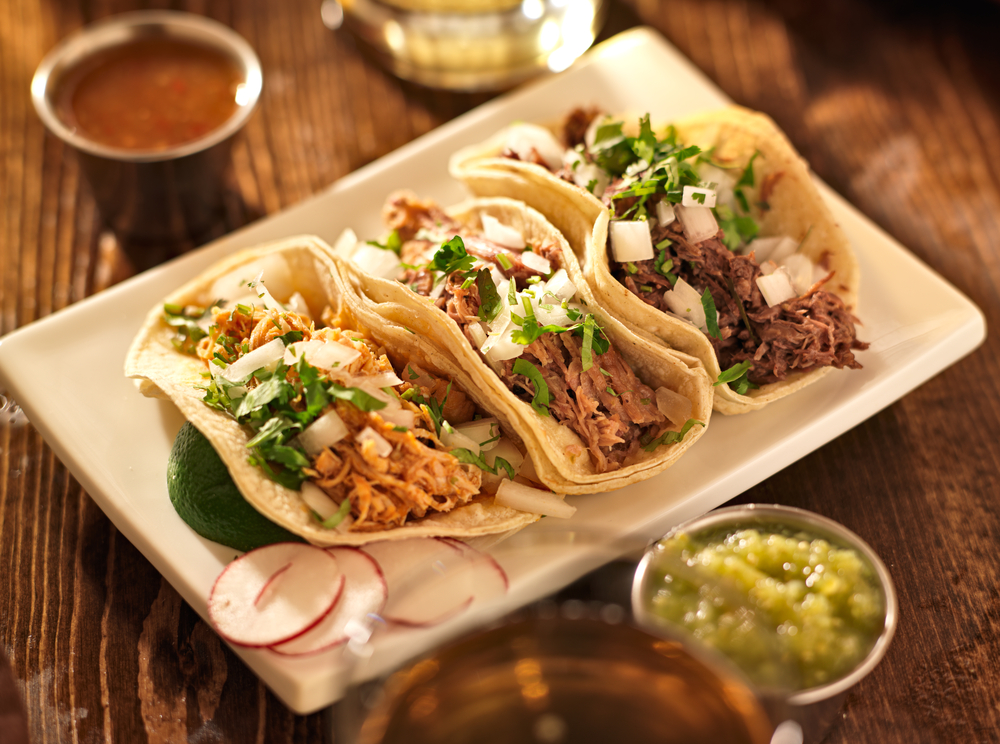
[56,38,242,151]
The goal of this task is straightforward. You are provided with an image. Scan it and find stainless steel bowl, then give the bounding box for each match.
[30,11,262,254]
[632,504,898,740]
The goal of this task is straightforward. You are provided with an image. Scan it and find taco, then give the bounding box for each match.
[450,106,868,414]
[340,194,713,494]
[125,236,545,546]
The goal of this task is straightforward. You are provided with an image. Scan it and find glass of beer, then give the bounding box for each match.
[335,0,605,91]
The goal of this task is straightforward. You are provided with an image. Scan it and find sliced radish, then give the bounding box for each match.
[208,543,344,648]
[270,548,387,656]
[362,537,496,627]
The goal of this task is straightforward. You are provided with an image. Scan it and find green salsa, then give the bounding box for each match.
[640,524,885,691]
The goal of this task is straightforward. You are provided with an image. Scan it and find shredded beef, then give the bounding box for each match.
[388,194,672,473]
[610,206,868,385]
[562,107,602,148]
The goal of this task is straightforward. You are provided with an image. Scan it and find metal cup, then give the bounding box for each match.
[31,11,262,265]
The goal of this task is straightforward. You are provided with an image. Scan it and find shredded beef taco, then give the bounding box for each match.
[125,236,545,546]
[451,106,867,414]
[340,194,712,494]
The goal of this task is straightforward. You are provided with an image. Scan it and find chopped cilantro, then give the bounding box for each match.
[320,498,353,529]
[496,253,513,271]
[512,359,550,417]
[366,229,402,255]
[715,360,758,395]
[640,418,704,452]
[701,289,721,340]
[429,236,476,275]
[476,269,502,323]
[574,314,609,371]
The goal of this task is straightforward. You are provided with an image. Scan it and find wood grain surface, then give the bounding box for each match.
[2,0,1000,742]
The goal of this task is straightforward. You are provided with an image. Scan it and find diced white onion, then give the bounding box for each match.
[504,123,564,172]
[351,243,402,279]
[429,280,447,300]
[481,214,526,250]
[675,205,719,243]
[209,254,293,304]
[662,278,711,334]
[543,269,576,301]
[378,408,416,429]
[251,273,285,311]
[441,426,482,455]
[467,322,488,350]
[769,237,800,264]
[331,228,359,259]
[286,292,311,319]
[781,253,816,295]
[486,438,525,474]
[284,339,361,370]
[656,201,676,226]
[759,260,778,276]
[697,163,736,211]
[655,386,693,426]
[518,453,541,483]
[356,427,393,458]
[520,251,552,275]
[495,480,575,518]
[489,279,512,334]
[681,185,718,209]
[298,409,349,454]
[756,268,798,307]
[610,220,655,262]
[483,328,525,363]
[568,156,610,197]
[222,337,286,382]
[534,301,572,328]
[454,418,500,452]
[300,482,341,520]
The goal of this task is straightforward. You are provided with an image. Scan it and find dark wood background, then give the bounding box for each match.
[2,0,1000,741]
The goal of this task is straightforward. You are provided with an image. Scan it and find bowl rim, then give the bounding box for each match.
[30,10,262,163]
[631,503,898,706]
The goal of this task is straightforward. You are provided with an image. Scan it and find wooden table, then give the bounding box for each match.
[2,0,999,741]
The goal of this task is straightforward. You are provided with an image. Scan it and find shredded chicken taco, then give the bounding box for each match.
[339,194,712,494]
[451,106,867,414]
[125,236,545,546]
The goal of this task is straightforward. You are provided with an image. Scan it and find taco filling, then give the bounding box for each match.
[165,287,521,533]
[499,108,868,393]
[354,193,700,474]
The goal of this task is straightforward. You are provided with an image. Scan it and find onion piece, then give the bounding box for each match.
[251,273,285,311]
[285,339,361,370]
[286,292,311,319]
[675,205,719,244]
[485,438,524,474]
[655,387,693,426]
[351,243,402,279]
[378,408,416,429]
[756,269,797,307]
[495,480,575,519]
[483,328,525,364]
[356,427,393,458]
[441,425,482,455]
[520,251,552,275]
[346,371,403,389]
[331,228,359,259]
[481,214,525,250]
[209,254,293,304]
[770,236,800,264]
[467,322,488,350]
[662,278,710,334]
[222,338,286,382]
[543,269,576,301]
[300,482,341,520]
[681,185,718,209]
[781,253,816,295]
[610,220,654,262]
[298,409,349,455]
[504,123,564,172]
[453,418,500,452]
[656,201,676,226]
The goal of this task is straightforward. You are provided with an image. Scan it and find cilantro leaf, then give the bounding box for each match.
[640,418,704,452]
[367,229,402,255]
[701,288,721,340]
[429,236,476,276]
[512,358,550,417]
[715,360,758,395]
[476,268,502,323]
[573,314,609,371]
[328,383,388,412]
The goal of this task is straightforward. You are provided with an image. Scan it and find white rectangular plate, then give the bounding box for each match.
[0,28,985,715]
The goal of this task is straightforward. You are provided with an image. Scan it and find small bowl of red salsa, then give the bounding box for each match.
[31,11,262,253]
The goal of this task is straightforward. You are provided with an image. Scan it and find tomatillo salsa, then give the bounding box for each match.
[639,524,885,691]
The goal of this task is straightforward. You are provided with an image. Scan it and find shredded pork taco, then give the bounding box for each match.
[125,236,544,546]
[340,194,712,494]
[451,106,867,414]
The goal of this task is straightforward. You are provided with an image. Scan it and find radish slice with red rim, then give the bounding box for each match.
[270,547,387,656]
[208,543,343,648]
[363,537,508,627]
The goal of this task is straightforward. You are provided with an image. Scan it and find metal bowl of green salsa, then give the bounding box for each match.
[631,504,897,708]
